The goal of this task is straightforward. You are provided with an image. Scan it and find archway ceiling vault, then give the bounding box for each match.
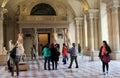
[0,0,91,18]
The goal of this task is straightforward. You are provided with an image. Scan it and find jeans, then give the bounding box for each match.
[11,57,20,76]
[52,60,57,70]
[44,57,51,70]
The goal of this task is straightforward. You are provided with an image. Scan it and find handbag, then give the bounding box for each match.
[102,56,110,63]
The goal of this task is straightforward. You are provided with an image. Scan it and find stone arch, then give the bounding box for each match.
[30,3,56,15]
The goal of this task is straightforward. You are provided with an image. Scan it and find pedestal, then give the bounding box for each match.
[0,55,8,65]
[5,62,30,71]
[110,51,120,60]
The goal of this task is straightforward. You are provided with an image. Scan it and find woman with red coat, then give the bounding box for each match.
[62,43,68,64]
[99,41,112,75]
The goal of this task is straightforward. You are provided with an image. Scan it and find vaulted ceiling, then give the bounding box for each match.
[0,0,100,19]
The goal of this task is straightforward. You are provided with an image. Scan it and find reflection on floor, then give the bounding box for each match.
[0,55,120,78]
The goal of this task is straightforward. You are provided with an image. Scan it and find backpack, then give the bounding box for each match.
[10,47,16,59]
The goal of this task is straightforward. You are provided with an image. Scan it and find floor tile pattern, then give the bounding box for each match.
[0,56,120,78]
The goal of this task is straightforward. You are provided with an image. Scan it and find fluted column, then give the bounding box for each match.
[87,11,94,51]
[79,17,84,49]
[75,17,80,46]
[0,8,4,54]
[105,0,120,59]
[107,9,113,49]
[94,17,99,51]
[86,9,99,61]
[0,8,7,54]
[34,28,38,55]
[111,7,119,51]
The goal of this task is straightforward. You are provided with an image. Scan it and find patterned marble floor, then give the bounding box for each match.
[0,55,120,78]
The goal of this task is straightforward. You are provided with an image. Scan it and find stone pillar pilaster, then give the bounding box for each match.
[34,28,38,56]
[111,7,119,51]
[79,17,84,50]
[0,10,3,54]
[0,8,7,54]
[87,11,94,51]
[75,17,80,45]
[106,1,120,59]
[94,17,99,51]
[86,9,99,61]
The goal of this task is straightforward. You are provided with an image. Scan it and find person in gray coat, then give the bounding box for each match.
[68,43,79,68]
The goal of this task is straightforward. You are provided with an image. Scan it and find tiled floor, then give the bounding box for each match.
[0,55,120,78]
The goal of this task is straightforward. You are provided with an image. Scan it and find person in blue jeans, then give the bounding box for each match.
[43,43,51,70]
[68,43,79,68]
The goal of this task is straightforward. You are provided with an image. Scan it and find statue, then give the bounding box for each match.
[9,40,14,51]
[17,33,24,62]
[2,46,7,55]
[65,30,72,48]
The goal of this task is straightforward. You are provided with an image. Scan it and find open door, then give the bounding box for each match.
[38,33,50,56]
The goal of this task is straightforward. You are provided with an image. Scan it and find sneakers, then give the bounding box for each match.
[103,71,109,75]
[106,71,108,75]
[103,72,106,75]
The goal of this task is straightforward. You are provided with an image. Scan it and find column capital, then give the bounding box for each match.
[86,9,99,19]
[75,17,84,26]
[0,7,8,20]
[106,0,120,9]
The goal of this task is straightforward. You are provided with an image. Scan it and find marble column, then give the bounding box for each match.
[75,17,80,46]
[0,9,3,54]
[79,17,84,50]
[111,7,119,51]
[107,9,113,49]
[87,12,94,51]
[86,9,99,61]
[94,17,99,51]
[34,28,38,56]
[0,8,7,54]
[107,5,120,59]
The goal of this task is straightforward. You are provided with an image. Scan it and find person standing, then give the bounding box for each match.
[99,41,112,75]
[42,43,51,70]
[68,43,79,68]
[50,43,58,70]
[11,43,20,76]
[31,45,36,60]
[62,43,68,64]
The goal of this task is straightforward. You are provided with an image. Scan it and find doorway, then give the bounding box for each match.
[38,33,50,56]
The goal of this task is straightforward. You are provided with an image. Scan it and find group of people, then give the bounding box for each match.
[42,42,79,70]
[42,43,60,70]
[62,43,79,68]
[42,41,112,76]
[7,40,112,76]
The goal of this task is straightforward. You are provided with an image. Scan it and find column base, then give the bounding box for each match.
[90,51,99,61]
[82,50,99,61]
[110,51,120,60]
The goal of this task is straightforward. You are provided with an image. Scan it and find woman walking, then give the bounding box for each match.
[99,41,112,75]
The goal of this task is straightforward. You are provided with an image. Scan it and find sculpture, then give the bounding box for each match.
[2,46,7,55]
[17,33,24,62]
